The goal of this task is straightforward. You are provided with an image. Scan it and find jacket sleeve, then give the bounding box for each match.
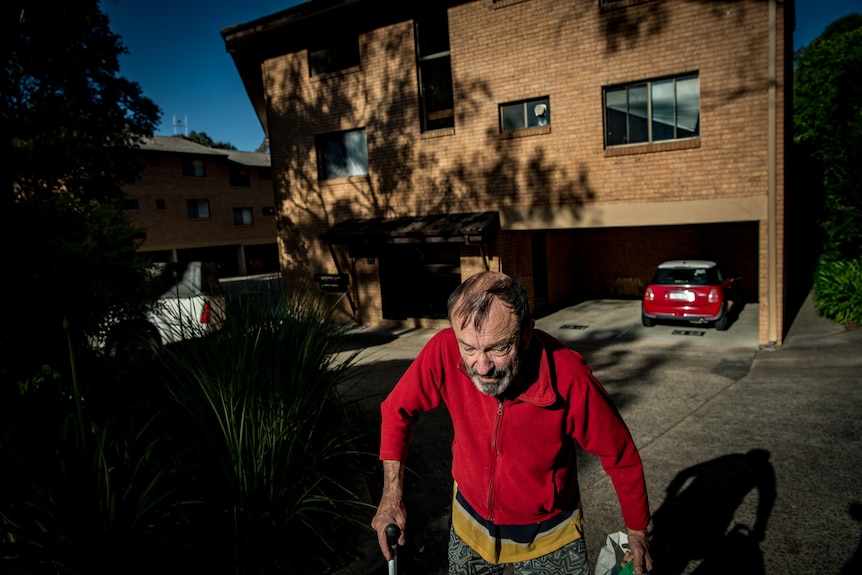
[566,354,651,530]
[379,330,448,462]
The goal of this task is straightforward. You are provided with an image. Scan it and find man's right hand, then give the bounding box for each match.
[372,460,407,560]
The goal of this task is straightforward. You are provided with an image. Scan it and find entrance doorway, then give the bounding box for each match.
[379,245,461,320]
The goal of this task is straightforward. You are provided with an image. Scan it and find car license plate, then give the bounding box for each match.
[669,290,695,302]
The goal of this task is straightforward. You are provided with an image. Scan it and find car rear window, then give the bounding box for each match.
[652,266,720,286]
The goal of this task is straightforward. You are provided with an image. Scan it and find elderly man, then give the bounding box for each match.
[372,271,653,575]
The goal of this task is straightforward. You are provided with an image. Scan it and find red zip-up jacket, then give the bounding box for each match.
[379,328,650,530]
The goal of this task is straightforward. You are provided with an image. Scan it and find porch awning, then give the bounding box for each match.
[320,211,500,245]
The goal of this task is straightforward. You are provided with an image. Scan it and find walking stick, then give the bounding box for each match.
[385,524,401,575]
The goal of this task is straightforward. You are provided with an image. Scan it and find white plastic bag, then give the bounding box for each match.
[595,531,633,575]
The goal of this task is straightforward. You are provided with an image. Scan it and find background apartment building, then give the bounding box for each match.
[223,0,792,346]
[122,136,279,277]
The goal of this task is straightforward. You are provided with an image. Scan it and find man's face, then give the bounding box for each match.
[452,298,528,396]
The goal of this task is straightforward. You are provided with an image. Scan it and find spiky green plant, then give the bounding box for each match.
[814,253,862,326]
[159,283,371,573]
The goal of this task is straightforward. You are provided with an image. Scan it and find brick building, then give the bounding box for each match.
[222,0,793,345]
[122,136,279,277]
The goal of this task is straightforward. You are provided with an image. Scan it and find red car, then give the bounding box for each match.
[642,260,740,330]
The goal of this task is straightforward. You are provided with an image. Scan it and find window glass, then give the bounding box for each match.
[187,199,210,219]
[182,158,206,177]
[605,88,628,146]
[676,75,700,137]
[604,74,699,147]
[233,208,253,225]
[317,129,369,180]
[651,79,675,141]
[419,56,455,130]
[308,38,360,77]
[628,84,649,143]
[416,7,449,57]
[500,97,550,133]
[229,166,251,187]
[415,4,454,132]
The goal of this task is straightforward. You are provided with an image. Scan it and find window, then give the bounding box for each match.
[121,198,139,211]
[155,198,166,210]
[315,129,369,180]
[259,167,272,180]
[308,37,360,77]
[233,208,254,225]
[182,158,206,177]
[187,199,210,219]
[229,165,251,187]
[262,207,276,217]
[415,3,454,132]
[500,97,550,133]
[604,73,700,147]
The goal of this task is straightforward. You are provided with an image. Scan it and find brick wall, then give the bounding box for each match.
[257,0,787,340]
[123,147,278,274]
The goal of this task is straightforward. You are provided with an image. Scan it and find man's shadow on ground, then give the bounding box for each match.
[648,449,775,575]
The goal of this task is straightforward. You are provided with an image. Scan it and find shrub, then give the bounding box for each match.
[158,284,371,573]
[814,254,862,326]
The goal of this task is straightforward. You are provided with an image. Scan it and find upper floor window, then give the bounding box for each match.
[308,37,360,77]
[233,208,254,225]
[415,3,454,132]
[229,165,251,187]
[500,97,550,133]
[187,199,210,219]
[155,199,166,210]
[182,158,206,177]
[121,198,139,211]
[315,128,369,180]
[604,73,700,147]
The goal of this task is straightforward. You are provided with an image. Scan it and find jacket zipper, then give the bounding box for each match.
[486,399,505,520]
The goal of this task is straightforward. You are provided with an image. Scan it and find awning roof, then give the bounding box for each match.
[321,211,500,245]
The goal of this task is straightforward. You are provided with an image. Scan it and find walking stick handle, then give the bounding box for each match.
[385,523,401,553]
[385,524,401,575]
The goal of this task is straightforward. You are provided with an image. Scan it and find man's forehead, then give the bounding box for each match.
[452,298,518,337]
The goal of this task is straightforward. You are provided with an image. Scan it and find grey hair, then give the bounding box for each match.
[447,272,531,333]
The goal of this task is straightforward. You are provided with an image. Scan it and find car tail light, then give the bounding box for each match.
[708,288,719,303]
[644,287,654,301]
[200,300,211,324]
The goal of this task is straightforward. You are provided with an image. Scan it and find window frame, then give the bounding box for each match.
[414,5,455,133]
[499,96,551,133]
[308,37,360,77]
[186,199,210,219]
[182,158,206,177]
[121,198,139,212]
[315,128,369,181]
[603,73,700,148]
[233,207,254,226]
[229,165,251,187]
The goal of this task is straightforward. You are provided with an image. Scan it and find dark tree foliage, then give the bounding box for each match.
[3,0,160,204]
[180,130,237,150]
[2,1,162,389]
[793,14,862,259]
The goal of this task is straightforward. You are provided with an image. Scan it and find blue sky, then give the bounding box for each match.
[101,0,860,152]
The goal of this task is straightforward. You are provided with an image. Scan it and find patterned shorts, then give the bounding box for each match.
[447,525,592,575]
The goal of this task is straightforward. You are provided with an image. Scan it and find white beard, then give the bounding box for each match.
[467,356,520,396]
